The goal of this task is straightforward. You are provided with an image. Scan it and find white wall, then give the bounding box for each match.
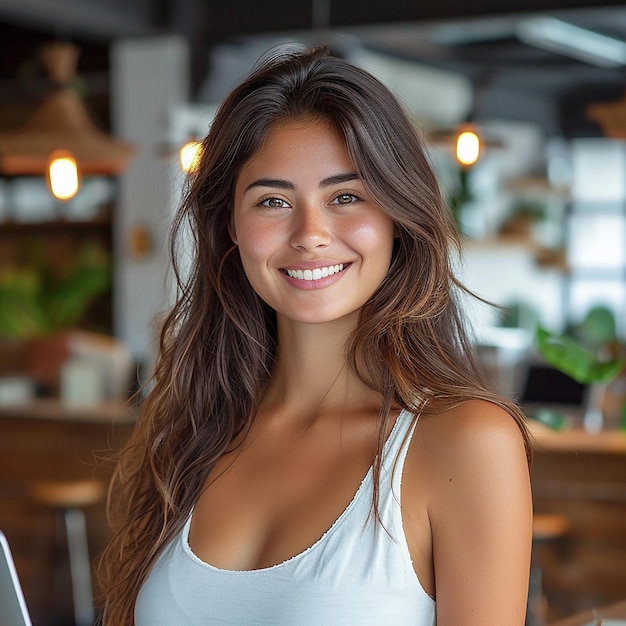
[457,240,564,333]
[567,138,626,335]
[110,35,189,376]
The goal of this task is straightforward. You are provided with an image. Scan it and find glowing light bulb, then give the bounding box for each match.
[456,128,481,167]
[180,140,202,173]
[47,152,79,200]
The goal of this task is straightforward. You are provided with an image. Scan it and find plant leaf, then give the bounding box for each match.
[0,269,51,338]
[45,265,110,330]
[0,244,111,339]
[536,326,624,385]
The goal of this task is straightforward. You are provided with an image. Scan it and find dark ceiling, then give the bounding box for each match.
[1,0,626,138]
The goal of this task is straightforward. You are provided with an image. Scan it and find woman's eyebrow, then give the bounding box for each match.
[319,173,359,187]
[244,172,360,194]
[244,178,295,192]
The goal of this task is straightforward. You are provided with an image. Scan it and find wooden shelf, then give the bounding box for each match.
[0,216,111,233]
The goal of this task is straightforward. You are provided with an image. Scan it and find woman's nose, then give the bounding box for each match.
[289,205,332,251]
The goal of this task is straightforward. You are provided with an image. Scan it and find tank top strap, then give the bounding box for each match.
[380,408,421,488]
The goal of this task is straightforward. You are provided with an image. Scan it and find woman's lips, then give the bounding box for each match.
[283,263,344,281]
[280,263,350,289]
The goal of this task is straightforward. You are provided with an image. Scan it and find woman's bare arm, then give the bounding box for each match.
[413,400,533,624]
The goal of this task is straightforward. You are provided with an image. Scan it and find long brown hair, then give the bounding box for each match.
[98,45,530,624]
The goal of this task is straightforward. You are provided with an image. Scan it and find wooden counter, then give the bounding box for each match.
[0,398,137,423]
[0,400,136,623]
[550,599,626,626]
[530,421,626,454]
[529,422,626,622]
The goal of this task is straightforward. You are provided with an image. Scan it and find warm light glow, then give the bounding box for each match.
[48,152,79,200]
[456,129,481,167]
[180,140,202,173]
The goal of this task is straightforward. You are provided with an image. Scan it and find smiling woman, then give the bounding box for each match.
[98,45,533,626]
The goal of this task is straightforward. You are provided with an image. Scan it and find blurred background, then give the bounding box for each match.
[0,1,625,624]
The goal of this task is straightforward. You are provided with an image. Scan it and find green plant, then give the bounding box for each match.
[0,244,111,339]
[447,167,473,233]
[510,198,547,222]
[535,307,626,431]
[536,326,624,385]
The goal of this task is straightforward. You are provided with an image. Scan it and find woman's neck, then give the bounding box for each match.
[260,313,380,423]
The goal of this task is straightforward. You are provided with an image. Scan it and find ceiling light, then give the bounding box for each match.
[515,17,626,68]
[455,125,481,168]
[47,151,79,200]
[0,42,134,197]
[179,140,202,173]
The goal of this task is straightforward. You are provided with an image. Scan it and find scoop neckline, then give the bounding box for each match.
[182,408,409,575]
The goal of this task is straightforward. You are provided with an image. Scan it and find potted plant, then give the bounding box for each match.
[536,306,626,432]
[0,243,111,395]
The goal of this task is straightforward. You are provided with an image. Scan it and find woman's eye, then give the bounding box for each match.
[260,197,290,209]
[332,193,359,205]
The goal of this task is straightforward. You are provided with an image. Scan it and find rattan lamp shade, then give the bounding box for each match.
[587,91,626,139]
[0,42,134,176]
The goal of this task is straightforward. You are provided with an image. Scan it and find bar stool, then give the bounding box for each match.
[31,479,105,626]
[527,513,570,626]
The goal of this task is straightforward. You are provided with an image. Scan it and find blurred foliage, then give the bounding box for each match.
[573,306,617,350]
[536,326,624,385]
[447,168,473,233]
[500,301,539,331]
[0,244,110,339]
[510,198,547,221]
[536,306,624,385]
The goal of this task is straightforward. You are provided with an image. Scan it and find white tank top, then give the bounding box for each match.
[135,409,436,625]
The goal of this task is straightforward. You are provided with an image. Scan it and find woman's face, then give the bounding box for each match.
[231,117,395,326]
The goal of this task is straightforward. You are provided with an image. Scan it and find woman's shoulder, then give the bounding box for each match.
[407,399,530,499]
[416,398,527,458]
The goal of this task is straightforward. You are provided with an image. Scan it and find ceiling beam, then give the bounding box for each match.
[1,0,625,42]
[328,0,626,27]
[0,0,161,40]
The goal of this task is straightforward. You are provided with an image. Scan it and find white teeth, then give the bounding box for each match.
[285,264,344,281]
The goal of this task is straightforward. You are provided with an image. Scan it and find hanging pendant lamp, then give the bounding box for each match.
[587,91,626,139]
[0,42,134,178]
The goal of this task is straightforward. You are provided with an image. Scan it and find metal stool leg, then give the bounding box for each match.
[527,553,546,626]
[64,508,95,626]
[31,479,103,625]
[527,514,570,626]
